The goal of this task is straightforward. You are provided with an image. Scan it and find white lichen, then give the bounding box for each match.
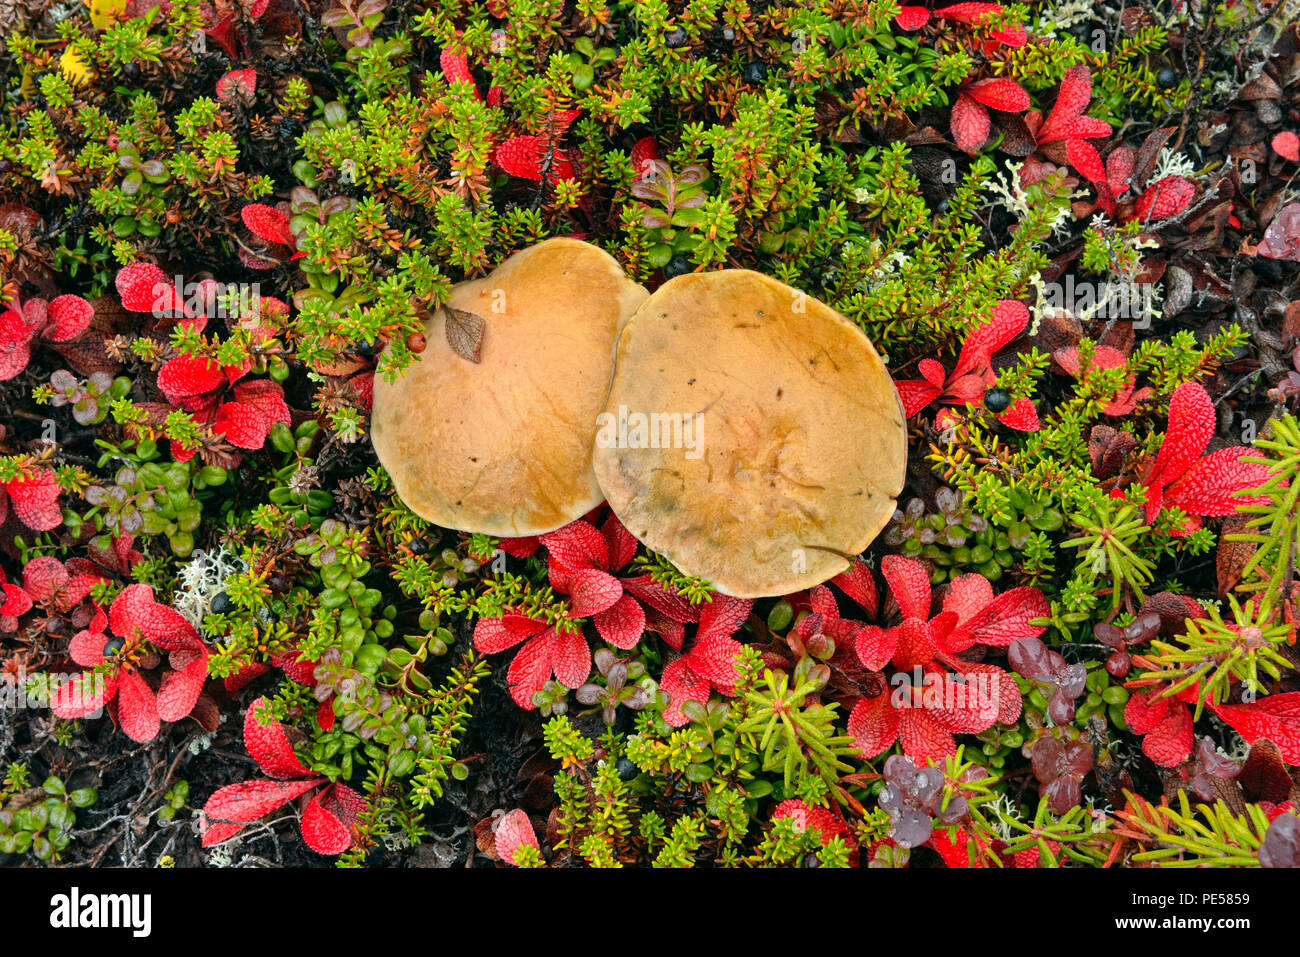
[173,547,245,635]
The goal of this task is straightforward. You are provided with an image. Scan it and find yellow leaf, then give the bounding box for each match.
[88,0,130,31]
[59,47,94,87]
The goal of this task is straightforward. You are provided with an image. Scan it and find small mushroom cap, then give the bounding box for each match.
[592,270,906,598]
[371,238,648,536]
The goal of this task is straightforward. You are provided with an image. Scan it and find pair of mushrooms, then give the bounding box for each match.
[371,238,906,598]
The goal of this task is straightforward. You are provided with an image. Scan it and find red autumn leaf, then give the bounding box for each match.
[1272,131,1300,163]
[592,593,645,649]
[1211,693,1300,764]
[200,778,323,847]
[156,655,208,723]
[494,809,540,865]
[243,696,315,779]
[896,378,944,416]
[241,203,295,247]
[440,47,481,99]
[997,397,1040,432]
[1038,66,1093,143]
[116,669,161,743]
[216,67,256,99]
[1142,702,1194,767]
[950,92,990,152]
[4,470,64,531]
[881,554,932,621]
[848,692,899,757]
[115,261,179,313]
[158,355,230,404]
[965,77,1030,113]
[1065,137,1106,187]
[44,295,93,342]
[301,786,354,854]
[1132,175,1195,222]
[952,299,1029,378]
[831,558,878,617]
[51,671,118,720]
[568,568,624,617]
[894,5,931,29]
[108,583,201,651]
[1163,447,1271,518]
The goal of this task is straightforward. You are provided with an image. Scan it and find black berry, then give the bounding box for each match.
[103,636,126,656]
[664,254,692,278]
[616,757,638,781]
[1156,67,1177,90]
[742,61,768,85]
[210,591,234,614]
[408,537,428,555]
[983,388,1011,413]
[665,27,688,48]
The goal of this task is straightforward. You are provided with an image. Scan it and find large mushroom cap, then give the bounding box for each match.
[371,238,648,536]
[592,270,906,597]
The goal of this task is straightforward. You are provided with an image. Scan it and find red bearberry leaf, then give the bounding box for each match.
[157,354,227,404]
[593,593,646,649]
[1211,693,1300,764]
[1038,66,1093,143]
[1142,703,1194,767]
[108,583,199,650]
[894,5,931,29]
[1,582,33,617]
[856,624,899,672]
[200,778,323,847]
[51,671,117,719]
[474,614,536,654]
[213,400,274,450]
[832,558,878,617]
[1146,381,1214,504]
[1163,447,1272,517]
[439,47,480,98]
[934,2,1005,23]
[621,574,699,624]
[696,595,752,644]
[157,655,208,723]
[848,693,900,757]
[301,788,353,854]
[896,378,944,417]
[495,135,545,180]
[881,554,932,621]
[1065,137,1106,187]
[1133,175,1196,222]
[216,67,256,99]
[115,262,179,313]
[243,696,314,779]
[1272,131,1300,163]
[567,568,624,617]
[950,93,990,152]
[5,470,63,531]
[117,669,160,742]
[541,520,609,574]
[893,617,939,671]
[0,308,33,381]
[601,513,639,571]
[898,708,958,759]
[506,633,556,709]
[997,397,1040,432]
[965,77,1030,113]
[686,634,744,693]
[22,556,69,606]
[551,627,591,689]
[494,809,540,865]
[231,378,290,426]
[661,657,710,727]
[44,295,93,342]
[241,203,295,247]
[1125,688,1172,735]
[952,299,1029,379]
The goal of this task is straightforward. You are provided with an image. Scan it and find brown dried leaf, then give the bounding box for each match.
[1216,514,1256,597]
[1237,738,1296,804]
[444,306,486,363]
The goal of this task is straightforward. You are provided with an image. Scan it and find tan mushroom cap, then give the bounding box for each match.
[371,238,648,536]
[592,270,906,598]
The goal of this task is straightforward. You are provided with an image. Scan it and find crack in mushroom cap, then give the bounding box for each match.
[592,269,906,598]
[371,238,648,536]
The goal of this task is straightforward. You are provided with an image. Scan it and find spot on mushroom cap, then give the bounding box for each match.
[371,238,648,536]
[592,270,906,598]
